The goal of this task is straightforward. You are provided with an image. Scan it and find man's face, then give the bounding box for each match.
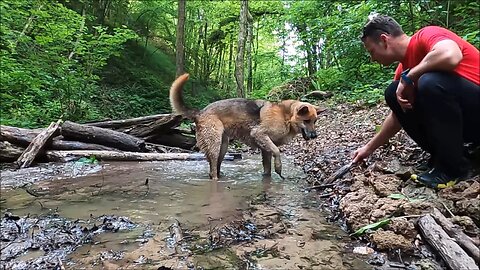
[363,36,395,66]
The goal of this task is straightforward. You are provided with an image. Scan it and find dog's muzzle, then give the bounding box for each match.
[301,128,317,140]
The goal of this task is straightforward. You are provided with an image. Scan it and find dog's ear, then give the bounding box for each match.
[297,105,310,116]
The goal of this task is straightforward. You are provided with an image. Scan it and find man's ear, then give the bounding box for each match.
[380,34,388,48]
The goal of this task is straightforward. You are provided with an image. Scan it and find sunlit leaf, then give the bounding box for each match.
[351,219,391,236]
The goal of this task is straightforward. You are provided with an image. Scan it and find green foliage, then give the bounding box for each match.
[1,0,136,127]
[1,0,478,128]
[351,218,391,236]
[76,156,98,164]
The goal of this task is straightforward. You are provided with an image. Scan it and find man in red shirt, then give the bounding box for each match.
[352,14,480,188]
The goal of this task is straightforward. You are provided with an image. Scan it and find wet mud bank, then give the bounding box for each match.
[288,103,480,270]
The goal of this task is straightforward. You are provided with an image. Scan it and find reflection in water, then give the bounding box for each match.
[0,155,299,226]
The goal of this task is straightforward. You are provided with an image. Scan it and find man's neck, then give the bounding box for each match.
[393,34,411,61]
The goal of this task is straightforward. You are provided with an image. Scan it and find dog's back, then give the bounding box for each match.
[200,99,263,141]
[170,75,265,145]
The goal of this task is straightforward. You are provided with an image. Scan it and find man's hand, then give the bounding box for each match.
[352,145,373,164]
[396,81,415,111]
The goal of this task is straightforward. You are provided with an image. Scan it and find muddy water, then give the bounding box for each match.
[1,155,371,269]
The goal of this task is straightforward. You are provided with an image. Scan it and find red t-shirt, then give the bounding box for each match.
[394,26,480,85]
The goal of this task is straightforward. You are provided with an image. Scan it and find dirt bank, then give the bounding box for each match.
[288,102,480,269]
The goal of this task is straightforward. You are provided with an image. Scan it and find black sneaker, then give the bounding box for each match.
[414,156,434,173]
[410,168,469,189]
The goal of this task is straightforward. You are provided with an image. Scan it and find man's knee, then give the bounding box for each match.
[416,72,445,99]
[384,80,399,107]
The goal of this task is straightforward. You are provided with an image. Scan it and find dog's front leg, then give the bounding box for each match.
[261,150,272,176]
[251,129,284,179]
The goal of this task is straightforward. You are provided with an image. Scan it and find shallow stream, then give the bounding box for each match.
[1,155,371,269]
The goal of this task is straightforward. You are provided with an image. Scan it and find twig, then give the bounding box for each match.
[318,192,335,198]
[441,202,455,217]
[323,162,354,184]
[307,183,335,191]
[24,187,40,197]
[389,262,407,269]
[143,178,150,196]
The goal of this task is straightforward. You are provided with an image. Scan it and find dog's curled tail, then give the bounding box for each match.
[169,73,198,118]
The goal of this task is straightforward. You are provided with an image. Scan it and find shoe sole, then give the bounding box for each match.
[410,174,457,189]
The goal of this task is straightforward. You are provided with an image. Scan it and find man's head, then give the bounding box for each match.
[361,14,405,66]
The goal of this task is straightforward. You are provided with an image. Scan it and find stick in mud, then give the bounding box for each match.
[323,162,354,184]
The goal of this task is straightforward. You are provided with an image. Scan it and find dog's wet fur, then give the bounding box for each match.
[169,74,324,180]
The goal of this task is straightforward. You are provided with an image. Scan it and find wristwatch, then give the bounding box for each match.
[401,68,414,85]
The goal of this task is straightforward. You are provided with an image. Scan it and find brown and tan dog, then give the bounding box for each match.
[170,74,324,180]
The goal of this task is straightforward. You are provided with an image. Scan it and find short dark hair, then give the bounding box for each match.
[361,14,404,42]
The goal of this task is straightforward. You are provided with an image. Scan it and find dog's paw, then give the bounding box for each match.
[275,171,285,180]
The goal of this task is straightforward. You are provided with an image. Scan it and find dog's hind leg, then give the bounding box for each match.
[261,150,272,176]
[217,134,229,177]
[196,118,224,180]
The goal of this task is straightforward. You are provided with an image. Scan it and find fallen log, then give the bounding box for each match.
[145,142,194,153]
[44,150,232,162]
[16,120,62,168]
[1,125,137,152]
[1,125,41,146]
[418,214,478,270]
[0,141,25,162]
[85,113,174,129]
[431,208,480,263]
[118,114,184,138]
[145,131,196,150]
[61,121,146,152]
[85,114,184,138]
[50,140,117,151]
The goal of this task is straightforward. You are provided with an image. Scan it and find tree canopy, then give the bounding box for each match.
[1,0,478,127]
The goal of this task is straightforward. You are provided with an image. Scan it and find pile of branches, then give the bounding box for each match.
[0,114,199,168]
[267,76,332,101]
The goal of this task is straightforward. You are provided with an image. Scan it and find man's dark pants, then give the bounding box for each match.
[385,71,480,176]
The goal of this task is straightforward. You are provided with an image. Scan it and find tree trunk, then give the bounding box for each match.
[61,121,146,152]
[202,21,208,82]
[16,120,62,169]
[68,6,86,60]
[175,0,186,77]
[245,8,254,96]
[235,0,248,98]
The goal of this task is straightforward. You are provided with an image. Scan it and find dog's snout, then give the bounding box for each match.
[302,128,317,140]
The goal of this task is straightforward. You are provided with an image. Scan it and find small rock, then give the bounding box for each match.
[367,253,385,265]
[353,246,375,255]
